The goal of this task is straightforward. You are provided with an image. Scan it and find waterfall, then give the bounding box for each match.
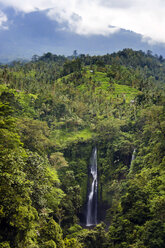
[129,149,136,174]
[131,149,135,163]
[86,147,98,226]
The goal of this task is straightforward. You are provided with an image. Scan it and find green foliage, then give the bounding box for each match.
[50,128,94,148]
[0,87,65,247]
[0,242,11,248]
[49,152,68,169]
[59,171,82,227]
[0,49,165,247]
[0,100,39,247]
[39,218,65,248]
[139,220,165,248]
[41,240,56,248]
[17,118,51,154]
[24,151,64,212]
[64,238,82,248]
[67,224,82,234]
[73,223,107,248]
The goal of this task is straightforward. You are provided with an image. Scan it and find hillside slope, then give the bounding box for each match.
[0,49,165,248]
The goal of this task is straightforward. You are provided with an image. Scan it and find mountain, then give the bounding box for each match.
[0,9,165,63]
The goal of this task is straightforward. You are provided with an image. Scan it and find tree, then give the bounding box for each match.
[0,101,38,247]
[39,218,65,248]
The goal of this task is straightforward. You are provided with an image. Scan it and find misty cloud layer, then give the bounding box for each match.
[0,0,165,44]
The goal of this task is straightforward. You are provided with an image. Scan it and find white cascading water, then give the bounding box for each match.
[86,147,98,226]
[129,149,136,174]
[131,149,136,163]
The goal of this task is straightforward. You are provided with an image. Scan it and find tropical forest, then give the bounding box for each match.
[0,48,165,248]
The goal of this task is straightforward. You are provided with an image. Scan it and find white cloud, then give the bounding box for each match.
[0,0,165,43]
[0,10,8,29]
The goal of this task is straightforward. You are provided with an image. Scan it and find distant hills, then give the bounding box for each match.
[0,9,165,63]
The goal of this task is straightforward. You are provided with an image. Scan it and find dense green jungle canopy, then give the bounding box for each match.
[0,48,165,247]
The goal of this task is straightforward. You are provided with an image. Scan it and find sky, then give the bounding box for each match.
[0,0,165,62]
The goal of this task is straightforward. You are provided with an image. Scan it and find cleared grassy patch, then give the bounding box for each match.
[112,83,139,103]
[56,69,140,105]
[50,128,95,147]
